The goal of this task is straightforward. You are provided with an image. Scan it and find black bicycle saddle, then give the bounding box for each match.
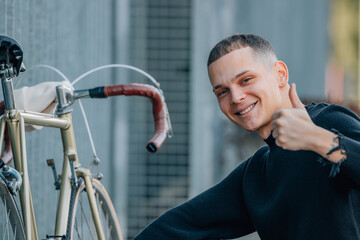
[0,36,24,76]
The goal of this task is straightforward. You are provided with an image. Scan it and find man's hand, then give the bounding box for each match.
[271,83,345,163]
[271,83,318,151]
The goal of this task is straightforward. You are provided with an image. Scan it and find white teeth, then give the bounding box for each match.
[239,104,255,115]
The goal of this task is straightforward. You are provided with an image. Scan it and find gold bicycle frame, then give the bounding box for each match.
[0,108,106,240]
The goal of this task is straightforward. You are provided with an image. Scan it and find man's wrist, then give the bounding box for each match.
[309,126,345,163]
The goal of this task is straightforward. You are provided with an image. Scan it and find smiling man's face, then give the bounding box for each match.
[208,47,288,138]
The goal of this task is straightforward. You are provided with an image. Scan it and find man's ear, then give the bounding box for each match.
[275,61,289,87]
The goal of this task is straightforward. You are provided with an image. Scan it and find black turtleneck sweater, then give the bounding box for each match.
[134,103,360,240]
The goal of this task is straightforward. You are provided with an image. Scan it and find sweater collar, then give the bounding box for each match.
[264,132,276,147]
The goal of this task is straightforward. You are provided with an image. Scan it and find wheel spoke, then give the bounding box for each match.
[67,179,122,240]
[0,180,25,240]
[78,196,95,240]
[4,208,10,240]
[1,200,7,240]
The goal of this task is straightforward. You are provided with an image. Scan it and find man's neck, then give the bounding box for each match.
[257,86,292,139]
[258,125,272,139]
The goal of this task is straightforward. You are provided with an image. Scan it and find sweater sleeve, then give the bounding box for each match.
[320,105,360,186]
[134,160,255,240]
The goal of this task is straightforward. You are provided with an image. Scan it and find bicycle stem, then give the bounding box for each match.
[0,64,16,111]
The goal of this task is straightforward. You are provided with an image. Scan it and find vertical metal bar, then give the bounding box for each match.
[1,75,16,111]
[7,117,26,236]
[19,116,38,240]
[112,1,130,235]
[7,114,39,239]
[83,174,105,240]
[109,0,118,200]
[54,151,72,238]
[0,118,5,152]
[54,113,78,238]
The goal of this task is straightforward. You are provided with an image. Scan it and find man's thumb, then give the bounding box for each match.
[289,83,304,109]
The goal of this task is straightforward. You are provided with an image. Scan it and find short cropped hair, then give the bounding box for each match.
[207,33,277,67]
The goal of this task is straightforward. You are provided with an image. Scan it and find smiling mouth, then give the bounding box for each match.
[236,102,257,115]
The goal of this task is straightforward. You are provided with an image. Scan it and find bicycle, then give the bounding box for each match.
[0,36,172,239]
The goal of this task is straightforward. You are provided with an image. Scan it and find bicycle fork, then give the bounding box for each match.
[76,167,106,240]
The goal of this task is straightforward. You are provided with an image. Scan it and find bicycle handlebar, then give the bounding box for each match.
[0,82,170,166]
[88,83,169,153]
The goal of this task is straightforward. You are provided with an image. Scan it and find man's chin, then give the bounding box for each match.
[230,118,260,132]
[243,126,258,132]
[237,123,259,132]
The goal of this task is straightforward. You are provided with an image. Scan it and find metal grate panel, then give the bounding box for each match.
[127,0,192,238]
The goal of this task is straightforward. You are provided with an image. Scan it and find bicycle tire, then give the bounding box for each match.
[66,178,123,240]
[0,177,26,240]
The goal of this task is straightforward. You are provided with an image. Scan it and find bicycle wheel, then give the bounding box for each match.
[67,178,123,240]
[0,178,25,240]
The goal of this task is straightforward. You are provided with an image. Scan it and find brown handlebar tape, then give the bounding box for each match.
[104,83,167,152]
[0,83,167,162]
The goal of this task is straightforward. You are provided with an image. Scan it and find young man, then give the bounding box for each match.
[134,34,360,239]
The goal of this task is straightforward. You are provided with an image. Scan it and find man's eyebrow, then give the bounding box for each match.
[232,70,250,81]
[213,85,223,90]
[213,70,251,90]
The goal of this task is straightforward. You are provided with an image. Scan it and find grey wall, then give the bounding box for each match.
[125,1,193,238]
[0,0,129,237]
[1,0,329,239]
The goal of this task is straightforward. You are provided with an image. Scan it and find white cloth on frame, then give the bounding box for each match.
[13,81,73,131]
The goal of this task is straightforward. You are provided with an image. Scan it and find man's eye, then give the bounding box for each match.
[217,89,229,97]
[243,78,251,84]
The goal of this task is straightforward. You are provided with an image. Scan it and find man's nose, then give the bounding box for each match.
[231,87,245,104]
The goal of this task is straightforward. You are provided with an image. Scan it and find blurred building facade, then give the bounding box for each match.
[0,0,337,239]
